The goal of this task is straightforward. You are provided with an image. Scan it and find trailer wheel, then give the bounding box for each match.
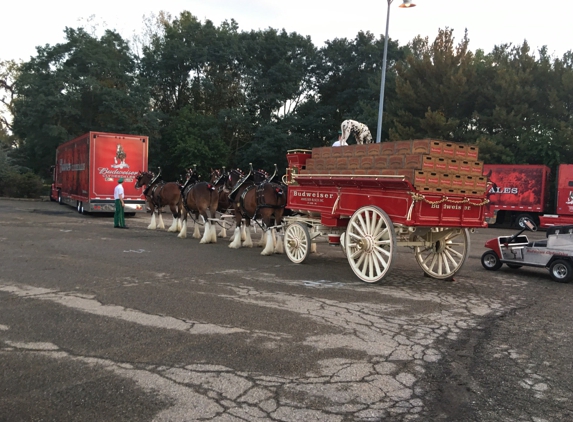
[79,202,85,214]
[58,191,62,205]
[481,251,502,271]
[549,259,573,283]
[284,222,311,264]
[346,206,396,284]
[414,228,470,279]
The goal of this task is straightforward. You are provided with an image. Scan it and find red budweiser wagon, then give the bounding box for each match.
[282,140,489,283]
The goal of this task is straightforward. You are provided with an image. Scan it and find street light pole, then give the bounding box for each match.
[375,0,416,143]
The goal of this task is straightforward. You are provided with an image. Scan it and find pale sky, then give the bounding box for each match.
[2,0,572,63]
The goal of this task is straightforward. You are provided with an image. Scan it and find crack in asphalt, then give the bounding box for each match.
[0,271,513,421]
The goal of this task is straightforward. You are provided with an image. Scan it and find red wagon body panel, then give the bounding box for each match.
[288,175,487,229]
[282,146,488,283]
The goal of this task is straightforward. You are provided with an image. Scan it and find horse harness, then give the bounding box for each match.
[144,181,167,210]
[180,181,217,219]
[238,182,285,220]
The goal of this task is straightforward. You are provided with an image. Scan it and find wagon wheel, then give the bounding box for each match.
[414,228,470,280]
[345,206,396,284]
[340,232,347,256]
[284,222,311,264]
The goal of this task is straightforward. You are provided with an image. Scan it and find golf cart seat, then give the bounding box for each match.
[528,240,547,247]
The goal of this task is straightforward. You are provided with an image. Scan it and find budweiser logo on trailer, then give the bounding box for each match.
[50,132,149,213]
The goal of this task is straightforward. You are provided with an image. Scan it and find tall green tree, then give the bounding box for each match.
[472,43,573,166]
[294,31,402,147]
[391,28,477,142]
[12,27,150,173]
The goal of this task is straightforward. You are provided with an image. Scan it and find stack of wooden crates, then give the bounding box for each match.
[301,139,487,196]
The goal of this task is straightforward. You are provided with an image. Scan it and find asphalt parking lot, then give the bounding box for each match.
[0,198,572,421]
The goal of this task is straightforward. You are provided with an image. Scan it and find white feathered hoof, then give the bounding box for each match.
[261,231,274,255]
[147,213,157,230]
[240,224,247,241]
[209,222,218,243]
[218,226,227,238]
[274,233,284,254]
[311,242,317,254]
[243,227,253,248]
[167,217,179,232]
[193,222,201,239]
[158,213,165,229]
[229,227,242,249]
[258,231,267,248]
[177,218,182,231]
[200,222,212,244]
[178,220,188,238]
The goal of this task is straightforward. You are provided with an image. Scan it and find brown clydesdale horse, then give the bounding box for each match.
[178,168,219,243]
[135,170,183,232]
[209,168,233,238]
[227,165,287,255]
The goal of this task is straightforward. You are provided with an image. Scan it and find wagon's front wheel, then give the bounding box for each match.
[346,206,396,284]
[414,228,470,280]
[284,222,311,264]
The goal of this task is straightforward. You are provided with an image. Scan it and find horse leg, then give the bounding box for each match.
[261,229,274,255]
[178,210,188,239]
[243,219,253,248]
[177,201,183,231]
[148,204,157,230]
[206,194,219,243]
[192,212,202,239]
[257,217,267,247]
[200,209,215,244]
[157,206,165,229]
[274,227,284,254]
[261,214,274,255]
[274,213,285,254]
[217,212,227,238]
[229,213,243,249]
[240,220,247,241]
[207,210,218,244]
[167,205,179,232]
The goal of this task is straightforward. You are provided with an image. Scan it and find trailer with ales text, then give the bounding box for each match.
[484,164,573,228]
[50,131,148,214]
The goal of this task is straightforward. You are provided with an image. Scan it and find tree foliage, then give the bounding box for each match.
[3,11,573,182]
[12,27,151,173]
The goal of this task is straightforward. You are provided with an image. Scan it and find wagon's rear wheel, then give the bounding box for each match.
[284,222,311,264]
[414,228,470,280]
[345,206,396,284]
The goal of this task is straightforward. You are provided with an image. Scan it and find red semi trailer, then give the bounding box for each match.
[50,131,148,214]
[484,164,573,228]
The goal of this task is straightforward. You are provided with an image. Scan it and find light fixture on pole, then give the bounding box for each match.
[375,0,416,143]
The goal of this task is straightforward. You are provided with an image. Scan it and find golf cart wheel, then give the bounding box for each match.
[549,259,573,283]
[481,251,502,271]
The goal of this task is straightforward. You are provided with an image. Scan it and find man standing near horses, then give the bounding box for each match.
[114,178,127,229]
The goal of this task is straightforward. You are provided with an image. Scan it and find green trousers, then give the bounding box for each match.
[114,199,125,227]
